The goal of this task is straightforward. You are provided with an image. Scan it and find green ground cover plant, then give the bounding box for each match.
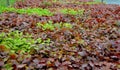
[94,0,101,2]
[84,1,101,4]
[0,0,16,7]
[0,30,51,54]
[63,23,73,28]
[37,21,73,30]
[61,9,84,15]
[37,21,55,31]
[0,7,53,16]
[0,31,35,53]
[73,1,101,4]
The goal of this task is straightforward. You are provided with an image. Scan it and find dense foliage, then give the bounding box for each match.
[0,0,120,70]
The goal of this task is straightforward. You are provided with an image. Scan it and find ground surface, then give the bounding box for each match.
[0,0,120,70]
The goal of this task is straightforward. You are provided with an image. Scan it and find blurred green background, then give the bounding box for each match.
[0,0,16,7]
